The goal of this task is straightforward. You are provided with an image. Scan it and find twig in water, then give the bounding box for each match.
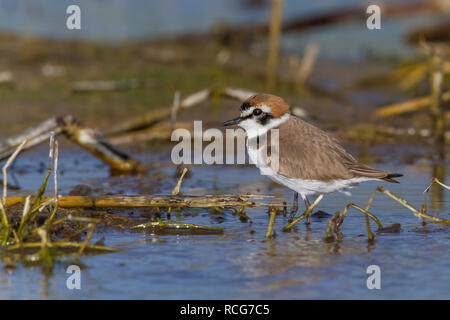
[16,196,31,244]
[53,141,59,202]
[17,135,55,240]
[0,139,27,245]
[338,204,383,229]
[266,206,277,238]
[330,203,382,241]
[132,221,223,235]
[324,212,341,240]
[232,206,252,223]
[282,194,323,231]
[172,168,188,196]
[37,228,53,269]
[424,177,450,193]
[168,167,188,217]
[78,223,96,255]
[5,194,254,209]
[363,190,377,241]
[46,140,59,229]
[378,186,450,225]
[32,133,54,211]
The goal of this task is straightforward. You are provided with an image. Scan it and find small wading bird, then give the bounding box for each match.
[224,94,402,224]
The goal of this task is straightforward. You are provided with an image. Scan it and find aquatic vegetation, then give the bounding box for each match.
[0,135,120,272]
[286,179,450,243]
[131,220,224,235]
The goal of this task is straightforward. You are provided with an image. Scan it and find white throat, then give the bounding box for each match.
[239,113,290,139]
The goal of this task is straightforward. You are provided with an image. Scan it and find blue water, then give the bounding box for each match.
[0,0,449,300]
[0,143,448,299]
[0,0,447,59]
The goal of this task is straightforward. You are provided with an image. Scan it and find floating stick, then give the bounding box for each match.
[5,195,255,209]
[282,194,323,231]
[378,186,450,225]
[266,206,277,238]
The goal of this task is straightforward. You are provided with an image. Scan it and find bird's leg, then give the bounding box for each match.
[304,196,312,225]
[288,192,299,222]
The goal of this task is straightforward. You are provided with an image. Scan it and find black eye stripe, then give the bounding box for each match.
[240,102,251,111]
[258,113,273,125]
[240,113,253,121]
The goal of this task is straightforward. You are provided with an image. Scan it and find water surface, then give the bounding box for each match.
[0,143,448,299]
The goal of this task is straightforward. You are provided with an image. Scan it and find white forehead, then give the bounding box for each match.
[240,104,272,117]
[239,112,290,139]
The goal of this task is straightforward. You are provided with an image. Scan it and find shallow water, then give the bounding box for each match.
[0,142,448,299]
[0,0,447,59]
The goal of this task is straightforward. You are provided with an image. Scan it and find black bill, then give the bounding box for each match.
[223,117,242,126]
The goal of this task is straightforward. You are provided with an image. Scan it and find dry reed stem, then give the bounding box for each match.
[378,186,450,225]
[324,212,341,240]
[266,206,277,238]
[32,134,54,211]
[325,190,382,241]
[429,47,445,143]
[53,141,59,203]
[46,140,59,229]
[168,167,188,216]
[131,221,223,234]
[172,168,188,196]
[171,91,181,121]
[296,44,319,84]
[363,190,377,241]
[78,223,96,255]
[266,0,284,90]
[2,139,27,205]
[5,195,255,208]
[424,177,450,193]
[0,138,27,245]
[337,203,383,229]
[376,90,450,117]
[17,196,31,241]
[232,205,252,223]
[282,194,323,231]
[37,228,53,269]
[0,200,8,245]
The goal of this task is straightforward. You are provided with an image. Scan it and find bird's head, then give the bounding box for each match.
[223,93,290,136]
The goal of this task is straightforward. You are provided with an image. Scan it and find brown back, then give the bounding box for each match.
[263,116,397,182]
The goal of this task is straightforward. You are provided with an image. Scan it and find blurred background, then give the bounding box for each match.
[0,0,448,137]
[0,0,449,300]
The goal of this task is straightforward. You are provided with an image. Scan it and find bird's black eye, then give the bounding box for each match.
[253,108,262,116]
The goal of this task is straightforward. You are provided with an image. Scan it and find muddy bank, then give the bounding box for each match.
[1,32,446,146]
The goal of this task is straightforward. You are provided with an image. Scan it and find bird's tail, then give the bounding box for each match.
[381,173,403,184]
[348,164,403,184]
